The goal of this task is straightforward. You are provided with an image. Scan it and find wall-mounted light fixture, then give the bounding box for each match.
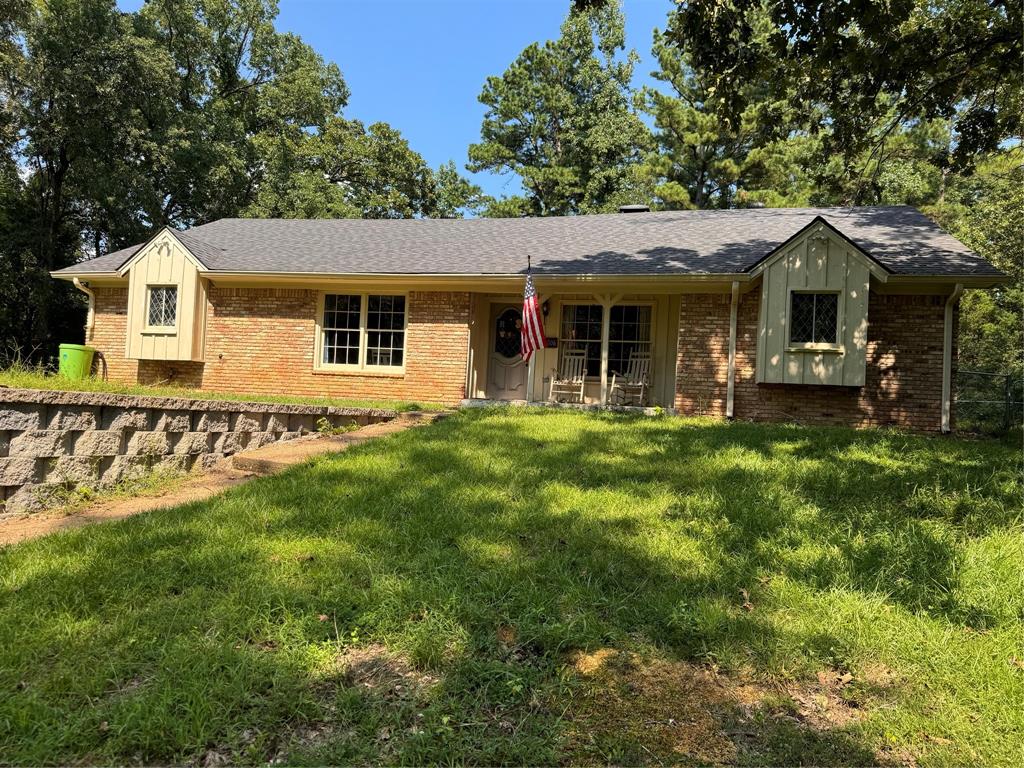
[541,300,550,317]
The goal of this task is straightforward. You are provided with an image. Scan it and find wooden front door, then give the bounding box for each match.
[487,305,527,400]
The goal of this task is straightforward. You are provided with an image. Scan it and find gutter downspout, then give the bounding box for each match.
[726,281,740,419]
[941,283,964,434]
[72,277,96,343]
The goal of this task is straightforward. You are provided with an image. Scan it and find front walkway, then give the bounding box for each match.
[0,411,447,546]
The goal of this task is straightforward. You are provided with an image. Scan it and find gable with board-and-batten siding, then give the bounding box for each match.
[123,229,208,362]
[754,220,881,387]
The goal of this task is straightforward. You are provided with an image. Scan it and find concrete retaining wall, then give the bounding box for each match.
[0,388,397,513]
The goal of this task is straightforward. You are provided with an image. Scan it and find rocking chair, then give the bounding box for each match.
[610,350,651,406]
[549,350,587,403]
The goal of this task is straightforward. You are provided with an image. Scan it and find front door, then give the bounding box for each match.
[487,305,527,400]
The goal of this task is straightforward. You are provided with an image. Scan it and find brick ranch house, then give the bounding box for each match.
[51,205,1005,432]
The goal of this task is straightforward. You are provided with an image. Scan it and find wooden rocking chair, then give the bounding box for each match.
[610,349,652,406]
[549,350,587,403]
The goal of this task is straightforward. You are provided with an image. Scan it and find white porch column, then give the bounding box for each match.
[599,302,611,404]
[526,292,548,403]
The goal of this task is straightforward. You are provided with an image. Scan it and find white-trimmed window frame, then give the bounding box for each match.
[558,300,655,380]
[607,301,655,375]
[786,288,843,353]
[314,291,409,375]
[143,284,179,334]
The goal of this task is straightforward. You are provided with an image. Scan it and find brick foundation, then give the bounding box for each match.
[675,291,953,431]
[91,287,472,405]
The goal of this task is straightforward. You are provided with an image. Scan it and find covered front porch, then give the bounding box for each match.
[464,289,683,408]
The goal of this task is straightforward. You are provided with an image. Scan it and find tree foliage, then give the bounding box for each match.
[929,152,1023,379]
[664,0,1022,176]
[468,1,650,216]
[0,0,479,358]
[246,120,484,219]
[638,28,795,209]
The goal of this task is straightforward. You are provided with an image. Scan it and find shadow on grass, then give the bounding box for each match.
[0,408,1020,764]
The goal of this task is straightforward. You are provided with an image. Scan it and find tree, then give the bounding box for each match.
[664,0,1022,177]
[639,28,797,209]
[430,161,488,219]
[131,0,349,234]
[929,151,1023,379]
[2,0,178,352]
[246,121,485,219]
[468,0,650,215]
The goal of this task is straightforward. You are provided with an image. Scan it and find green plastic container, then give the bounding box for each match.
[58,343,95,380]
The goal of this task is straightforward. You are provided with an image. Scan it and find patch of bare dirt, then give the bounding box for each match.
[563,648,900,766]
[333,642,439,702]
[565,648,742,765]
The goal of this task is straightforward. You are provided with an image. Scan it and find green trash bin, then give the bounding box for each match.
[58,343,95,380]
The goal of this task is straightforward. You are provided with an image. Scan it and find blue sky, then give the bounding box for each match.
[118,0,674,199]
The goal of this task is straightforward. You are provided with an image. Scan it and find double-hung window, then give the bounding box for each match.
[319,293,406,371]
[559,303,653,378]
[559,304,603,377]
[608,304,652,374]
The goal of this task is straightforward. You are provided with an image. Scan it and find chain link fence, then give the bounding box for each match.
[955,370,1024,434]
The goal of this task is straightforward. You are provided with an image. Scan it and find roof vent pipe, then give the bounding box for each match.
[618,204,650,213]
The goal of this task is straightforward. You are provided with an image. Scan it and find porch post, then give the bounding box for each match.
[526,292,547,404]
[599,301,611,404]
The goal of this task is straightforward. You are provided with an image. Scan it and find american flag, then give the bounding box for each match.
[521,265,546,362]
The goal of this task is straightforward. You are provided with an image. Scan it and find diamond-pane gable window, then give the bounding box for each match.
[789,292,838,344]
[147,286,177,327]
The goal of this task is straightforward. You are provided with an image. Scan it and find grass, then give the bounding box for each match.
[0,409,1021,766]
[0,364,444,413]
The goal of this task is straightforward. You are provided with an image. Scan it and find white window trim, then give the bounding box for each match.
[143,284,179,335]
[786,289,842,351]
[558,301,604,381]
[559,300,654,381]
[314,291,409,375]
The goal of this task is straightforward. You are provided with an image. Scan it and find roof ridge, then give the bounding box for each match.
[50,204,999,280]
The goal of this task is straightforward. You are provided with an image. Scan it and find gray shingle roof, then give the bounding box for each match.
[54,205,1002,278]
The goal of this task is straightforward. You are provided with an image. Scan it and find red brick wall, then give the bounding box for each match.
[675,294,732,417]
[91,288,138,382]
[92,287,472,405]
[675,290,954,431]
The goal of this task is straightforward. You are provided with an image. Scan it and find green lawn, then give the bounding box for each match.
[0,410,1021,766]
[0,365,443,412]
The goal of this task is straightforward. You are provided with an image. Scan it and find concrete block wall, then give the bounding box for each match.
[0,388,396,514]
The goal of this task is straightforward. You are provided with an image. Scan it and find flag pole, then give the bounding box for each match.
[525,254,536,403]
